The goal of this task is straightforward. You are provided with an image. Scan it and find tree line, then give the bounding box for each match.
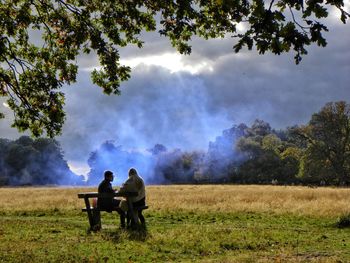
[0,101,349,186]
[87,101,350,186]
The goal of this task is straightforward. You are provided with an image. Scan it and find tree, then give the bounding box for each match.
[147,144,167,155]
[236,122,300,184]
[205,123,248,181]
[31,137,80,184]
[262,134,282,153]
[249,119,272,137]
[153,149,202,183]
[0,136,82,185]
[0,138,10,185]
[4,142,39,183]
[296,101,350,185]
[0,0,349,136]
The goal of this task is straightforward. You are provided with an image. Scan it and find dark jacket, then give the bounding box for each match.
[97,179,115,211]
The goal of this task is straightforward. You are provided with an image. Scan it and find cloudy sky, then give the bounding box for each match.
[1,7,349,175]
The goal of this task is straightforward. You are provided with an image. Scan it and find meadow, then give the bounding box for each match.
[0,185,350,262]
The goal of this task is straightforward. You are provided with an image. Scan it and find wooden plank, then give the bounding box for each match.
[77,192,137,198]
[82,206,148,212]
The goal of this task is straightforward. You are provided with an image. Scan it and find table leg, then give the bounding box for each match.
[84,197,94,230]
[92,210,101,231]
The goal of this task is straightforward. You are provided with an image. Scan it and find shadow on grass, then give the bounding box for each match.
[102,224,149,243]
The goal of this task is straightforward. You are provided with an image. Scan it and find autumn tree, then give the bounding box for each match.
[0,0,349,136]
[295,101,350,185]
[235,120,301,184]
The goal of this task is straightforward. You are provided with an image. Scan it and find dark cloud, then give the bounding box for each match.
[59,67,225,163]
[197,20,350,127]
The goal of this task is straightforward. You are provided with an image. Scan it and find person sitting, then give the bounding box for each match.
[118,168,146,226]
[97,170,126,228]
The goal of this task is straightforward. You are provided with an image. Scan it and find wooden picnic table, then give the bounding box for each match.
[78,191,146,231]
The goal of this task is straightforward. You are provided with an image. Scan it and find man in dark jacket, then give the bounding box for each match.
[97,170,126,227]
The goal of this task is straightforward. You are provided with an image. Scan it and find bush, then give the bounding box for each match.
[336,214,350,228]
[0,176,9,186]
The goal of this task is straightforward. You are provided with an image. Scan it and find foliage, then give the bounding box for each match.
[248,119,272,137]
[204,123,248,182]
[0,135,83,185]
[225,102,350,186]
[294,101,350,185]
[234,120,299,184]
[153,149,206,183]
[0,0,349,136]
[84,102,350,186]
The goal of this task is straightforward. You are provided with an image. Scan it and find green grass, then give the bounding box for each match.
[0,209,349,262]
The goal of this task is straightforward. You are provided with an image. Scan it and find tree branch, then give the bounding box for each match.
[288,5,309,32]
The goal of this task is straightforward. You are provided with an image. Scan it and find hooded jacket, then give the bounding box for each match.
[119,171,145,203]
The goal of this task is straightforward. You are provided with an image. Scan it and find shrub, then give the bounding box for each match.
[336,214,350,228]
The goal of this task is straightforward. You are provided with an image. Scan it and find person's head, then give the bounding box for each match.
[128,168,138,177]
[104,170,114,182]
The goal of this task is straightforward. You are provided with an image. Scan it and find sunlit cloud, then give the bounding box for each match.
[82,52,214,74]
[123,53,215,74]
[67,161,90,177]
[236,22,246,32]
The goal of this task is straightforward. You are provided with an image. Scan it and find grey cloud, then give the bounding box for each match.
[59,66,224,163]
[199,28,350,129]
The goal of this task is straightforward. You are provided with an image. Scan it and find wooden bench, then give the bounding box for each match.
[78,192,148,231]
[81,205,149,230]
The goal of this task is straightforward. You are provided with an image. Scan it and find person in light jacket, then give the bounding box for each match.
[119,168,146,225]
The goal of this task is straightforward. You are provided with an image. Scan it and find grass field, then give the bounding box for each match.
[0,185,350,262]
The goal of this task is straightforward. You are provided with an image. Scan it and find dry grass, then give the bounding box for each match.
[0,186,85,212]
[147,185,350,217]
[0,185,350,217]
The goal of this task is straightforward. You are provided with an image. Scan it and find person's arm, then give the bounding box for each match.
[118,178,135,193]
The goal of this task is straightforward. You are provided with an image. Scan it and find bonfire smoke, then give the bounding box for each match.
[84,123,251,185]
